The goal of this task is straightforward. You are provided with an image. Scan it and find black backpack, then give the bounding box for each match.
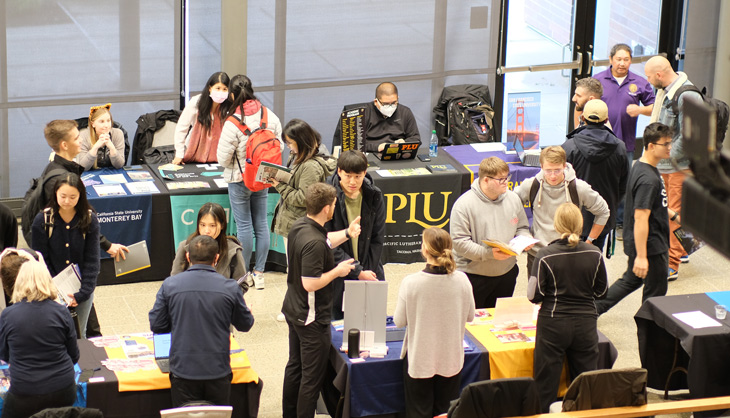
[20,168,67,246]
[433,84,495,145]
[447,101,497,145]
[671,85,730,149]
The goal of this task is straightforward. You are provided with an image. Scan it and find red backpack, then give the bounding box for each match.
[228,106,282,191]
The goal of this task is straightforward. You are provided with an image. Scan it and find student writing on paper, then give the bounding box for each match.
[170,203,247,284]
[31,173,100,338]
[528,203,608,412]
[450,157,533,309]
[394,228,475,418]
[0,260,80,417]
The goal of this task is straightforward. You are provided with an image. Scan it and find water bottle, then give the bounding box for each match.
[429,130,438,158]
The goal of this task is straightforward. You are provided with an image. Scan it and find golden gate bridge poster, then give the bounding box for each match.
[506,92,541,150]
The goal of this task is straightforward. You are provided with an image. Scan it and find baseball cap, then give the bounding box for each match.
[583,99,608,123]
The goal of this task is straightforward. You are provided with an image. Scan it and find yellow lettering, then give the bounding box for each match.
[384,193,408,223]
[406,192,451,229]
[384,191,453,228]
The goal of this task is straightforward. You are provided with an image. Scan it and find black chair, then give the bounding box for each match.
[447,377,541,418]
[552,368,648,412]
[30,407,104,418]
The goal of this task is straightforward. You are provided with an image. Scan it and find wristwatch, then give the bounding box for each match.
[586,237,595,243]
[345,229,351,239]
[671,212,680,221]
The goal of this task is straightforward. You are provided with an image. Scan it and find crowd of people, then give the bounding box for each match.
[0,43,703,417]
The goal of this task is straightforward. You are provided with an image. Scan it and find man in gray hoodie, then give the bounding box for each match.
[451,157,533,308]
[515,146,610,272]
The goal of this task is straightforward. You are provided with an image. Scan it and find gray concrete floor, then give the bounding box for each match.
[84,236,730,418]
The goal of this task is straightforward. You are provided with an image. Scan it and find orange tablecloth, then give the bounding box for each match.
[103,334,259,392]
[466,309,570,395]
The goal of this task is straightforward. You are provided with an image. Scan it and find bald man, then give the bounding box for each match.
[645,56,702,281]
[362,82,421,152]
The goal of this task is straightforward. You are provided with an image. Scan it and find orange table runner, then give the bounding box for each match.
[102,334,259,392]
[466,309,569,395]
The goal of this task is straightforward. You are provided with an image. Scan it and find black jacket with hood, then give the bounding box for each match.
[325,171,386,319]
[563,124,628,232]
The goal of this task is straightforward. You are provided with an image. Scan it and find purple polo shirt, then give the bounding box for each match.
[596,67,655,151]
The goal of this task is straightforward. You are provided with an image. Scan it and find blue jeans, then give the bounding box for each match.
[75,292,94,339]
[228,181,270,272]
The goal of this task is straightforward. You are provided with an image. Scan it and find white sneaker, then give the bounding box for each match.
[244,272,255,288]
[276,313,286,322]
[253,272,265,290]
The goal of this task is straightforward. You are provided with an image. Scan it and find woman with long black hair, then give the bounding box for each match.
[217,75,283,289]
[31,173,100,339]
[172,71,231,164]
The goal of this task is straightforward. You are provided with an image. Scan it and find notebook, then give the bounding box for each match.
[114,241,151,277]
[374,142,420,161]
[513,137,541,167]
[153,333,171,373]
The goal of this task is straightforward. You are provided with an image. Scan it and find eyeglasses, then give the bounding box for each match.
[651,142,672,147]
[487,174,512,184]
[543,169,564,176]
[377,98,398,107]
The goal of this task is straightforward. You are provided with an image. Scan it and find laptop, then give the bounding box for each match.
[374,142,420,161]
[513,137,541,167]
[153,333,171,373]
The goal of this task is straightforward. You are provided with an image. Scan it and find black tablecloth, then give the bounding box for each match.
[86,167,173,286]
[366,151,471,264]
[92,164,287,286]
[635,293,730,418]
[78,339,262,418]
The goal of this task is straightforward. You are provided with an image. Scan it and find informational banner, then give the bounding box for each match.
[375,171,464,264]
[169,192,286,269]
[339,106,366,151]
[169,194,238,250]
[507,92,541,150]
[92,194,152,260]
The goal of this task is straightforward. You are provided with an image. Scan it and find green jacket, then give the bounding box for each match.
[273,155,337,237]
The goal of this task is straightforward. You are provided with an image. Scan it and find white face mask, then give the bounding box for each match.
[210,90,229,104]
[377,99,397,118]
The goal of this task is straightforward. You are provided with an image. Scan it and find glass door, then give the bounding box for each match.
[497,0,664,148]
[498,0,589,148]
[590,0,663,142]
